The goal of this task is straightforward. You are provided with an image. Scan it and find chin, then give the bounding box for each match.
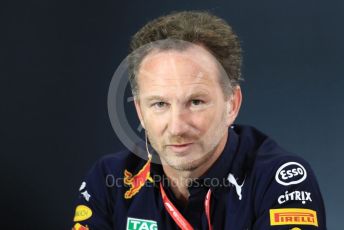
[171,161,200,171]
[165,154,209,171]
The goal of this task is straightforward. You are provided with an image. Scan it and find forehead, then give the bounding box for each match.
[137,45,222,94]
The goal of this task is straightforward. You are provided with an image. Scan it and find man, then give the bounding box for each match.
[72,11,326,229]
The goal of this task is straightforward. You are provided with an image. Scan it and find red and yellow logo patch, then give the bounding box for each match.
[72,223,89,230]
[270,208,318,226]
[123,156,154,199]
[73,205,92,222]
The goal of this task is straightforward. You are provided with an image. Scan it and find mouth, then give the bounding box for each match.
[166,143,194,153]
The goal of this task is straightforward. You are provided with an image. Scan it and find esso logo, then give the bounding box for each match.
[275,162,307,186]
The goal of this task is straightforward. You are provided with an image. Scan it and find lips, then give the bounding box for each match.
[169,143,192,146]
[167,143,193,153]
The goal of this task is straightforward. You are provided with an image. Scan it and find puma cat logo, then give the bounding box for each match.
[227,173,245,200]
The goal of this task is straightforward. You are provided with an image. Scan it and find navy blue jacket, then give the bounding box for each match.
[72,125,326,229]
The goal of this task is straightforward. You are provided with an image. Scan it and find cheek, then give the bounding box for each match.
[191,110,218,131]
[143,112,167,134]
[203,109,227,132]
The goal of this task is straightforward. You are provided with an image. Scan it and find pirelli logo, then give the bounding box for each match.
[270,208,318,226]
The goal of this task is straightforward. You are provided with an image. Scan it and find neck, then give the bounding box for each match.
[162,131,228,204]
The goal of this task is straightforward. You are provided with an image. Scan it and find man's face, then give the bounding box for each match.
[134,45,236,172]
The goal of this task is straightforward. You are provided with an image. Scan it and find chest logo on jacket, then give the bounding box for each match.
[126,217,158,230]
[228,173,245,200]
[124,156,154,199]
[275,162,307,186]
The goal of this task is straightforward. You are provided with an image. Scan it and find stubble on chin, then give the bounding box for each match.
[159,144,215,172]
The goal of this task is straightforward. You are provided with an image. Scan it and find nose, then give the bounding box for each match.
[168,106,189,136]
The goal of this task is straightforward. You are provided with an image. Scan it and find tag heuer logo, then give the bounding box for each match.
[126,217,158,230]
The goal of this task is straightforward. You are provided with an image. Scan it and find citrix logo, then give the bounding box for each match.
[278,190,312,205]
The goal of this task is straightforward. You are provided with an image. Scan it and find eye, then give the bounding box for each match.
[191,99,204,106]
[152,101,167,108]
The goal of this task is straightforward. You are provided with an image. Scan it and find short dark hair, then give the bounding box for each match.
[128,11,242,97]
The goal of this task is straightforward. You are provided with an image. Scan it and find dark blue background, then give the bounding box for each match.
[2,0,343,229]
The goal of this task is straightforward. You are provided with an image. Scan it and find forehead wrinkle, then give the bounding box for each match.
[144,86,211,104]
[147,81,213,96]
[140,71,215,91]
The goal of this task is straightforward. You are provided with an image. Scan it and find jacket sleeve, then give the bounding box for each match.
[71,158,115,230]
[252,156,327,230]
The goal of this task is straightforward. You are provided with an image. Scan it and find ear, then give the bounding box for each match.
[225,86,242,126]
[134,98,145,129]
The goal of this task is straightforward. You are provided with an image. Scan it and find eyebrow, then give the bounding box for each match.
[143,91,210,102]
[144,95,166,102]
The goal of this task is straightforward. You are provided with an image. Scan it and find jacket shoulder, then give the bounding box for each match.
[90,150,146,177]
